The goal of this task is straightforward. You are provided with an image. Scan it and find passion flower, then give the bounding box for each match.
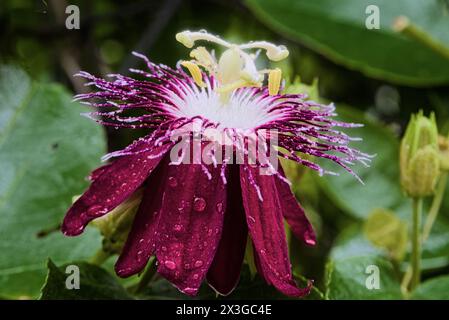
[62,30,369,297]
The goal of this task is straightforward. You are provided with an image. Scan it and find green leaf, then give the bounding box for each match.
[328,225,403,300]
[246,0,449,86]
[0,65,106,298]
[317,105,449,270]
[411,275,449,300]
[40,260,133,300]
[325,255,402,300]
[332,221,449,273]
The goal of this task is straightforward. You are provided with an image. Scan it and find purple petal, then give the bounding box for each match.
[62,143,171,236]
[115,160,168,277]
[88,163,112,181]
[207,166,247,296]
[276,166,316,246]
[155,164,227,296]
[239,165,311,297]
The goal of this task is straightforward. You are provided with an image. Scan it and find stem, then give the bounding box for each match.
[89,249,111,266]
[393,16,449,62]
[401,174,448,296]
[410,197,423,290]
[423,173,448,240]
[133,258,157,295]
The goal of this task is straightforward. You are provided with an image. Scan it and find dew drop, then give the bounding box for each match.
[183,287,197,295]
[194,260,203,268]
[164,260,176,270]
[161,246,167,252]
[193,273,199,280]
[168,176,178,187]
[87,205,105,217]
[216,202,223,213]
[136,250,144,262]
[173,224,182,232]
[193,197,206,212]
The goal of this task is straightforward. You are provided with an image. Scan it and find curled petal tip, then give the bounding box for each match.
[61,222,85,237]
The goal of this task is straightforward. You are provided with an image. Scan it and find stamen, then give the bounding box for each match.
[190,47,217,73]
[180,61,205,87]
[176,30,289,100]
[268,68,282,96]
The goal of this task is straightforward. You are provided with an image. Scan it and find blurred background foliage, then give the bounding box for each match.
[1,0,449,300]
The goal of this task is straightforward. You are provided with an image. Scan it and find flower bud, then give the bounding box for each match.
[364,208,408,261]
[400,112,440,197]
[439,135,449,171]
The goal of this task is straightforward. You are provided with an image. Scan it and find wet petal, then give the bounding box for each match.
[88,163,112,181]
[62,143,171,236]
[239,165,311,297]
[276,166,316,246]
[207,166,247,296]
[115,160,168,277]
[155,164,227,296]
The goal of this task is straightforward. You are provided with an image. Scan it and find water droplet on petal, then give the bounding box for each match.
[136,250,144,262]
[164,260,176,270]
[194,260,203,268]
[173,224,182,232]
[193,197,206,212]
[193,273,199,280]
[87,205,106,217]
[216,202,223,213]
[183,287,197,295]
[168,176,178,187]
[161,246,167,252]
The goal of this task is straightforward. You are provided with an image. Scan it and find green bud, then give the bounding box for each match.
[91,189,143,254]
[439,135,449,171]
[400,111,440,197]
[364,208,408,261]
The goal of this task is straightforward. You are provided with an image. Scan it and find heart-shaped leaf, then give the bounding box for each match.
[0,65,106,298]
[40,260,132,300]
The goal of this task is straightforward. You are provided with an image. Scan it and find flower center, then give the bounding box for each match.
[175,30,289,101]
[169,81,278,130]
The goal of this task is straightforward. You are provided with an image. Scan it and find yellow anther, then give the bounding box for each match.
[268,68,282,95]
[180,61,205,87]
[190,47,215,67]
